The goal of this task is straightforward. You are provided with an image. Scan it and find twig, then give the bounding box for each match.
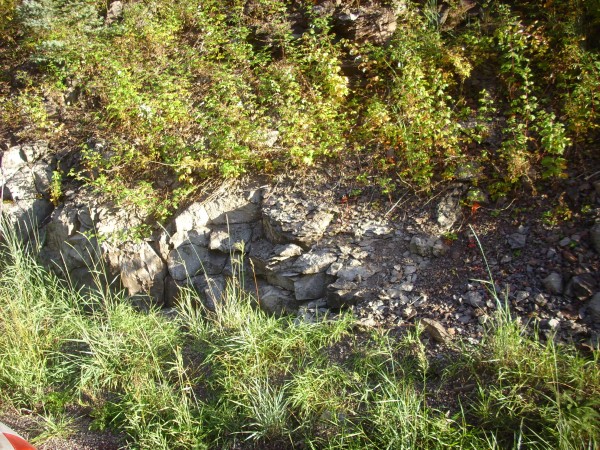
[384,191,408,217]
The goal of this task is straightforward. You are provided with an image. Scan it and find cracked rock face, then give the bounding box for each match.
[105,241,167,306]
[40,189,166,304]
[262,195,334,248]
[17,161,599,349]
[0,142,54,239]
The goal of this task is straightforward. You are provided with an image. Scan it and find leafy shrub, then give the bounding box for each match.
[2,0,600,222]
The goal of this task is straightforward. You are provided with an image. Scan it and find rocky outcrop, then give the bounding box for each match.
[0,142,55,239]
[5,143,600,347]
[34,179,458,316]
[39,191,167,305]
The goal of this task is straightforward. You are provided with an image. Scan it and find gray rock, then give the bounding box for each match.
[2,199,54,241]
[533,293,548,306]
[174,202,209,233]
[168,244,227,281]
[191,274,225,310]
[40,205,100,272]
[404,265,417,275]
[361,221,393,237]
[273,243,303,259]
[332,4,398,45]
[466,291,484,308]
[170,227,211,249]
[164,276,185,307]
[410,236,434,257]
[327,279,359,308]
[437,191,462,230]
[514,290,530,303]
[336,260,374,282]
[542,272,563,295]
[292,250,337,274]
[105,241,167,305]
[587,293,600,323]
[260,130,279,148]
[204,190,261,224]
[567,274,596,300]
[258,285,297,315]
[507,233,527,249]
[266,271,296,291]
[421,318,451,343]
[262,196,334,247]
[1,142,54,239]
[402,306,416,319]
[208,224,252,253]
[431,238,448,257]
[294,273,327,301]
[327,261,344,276]
[106,1,123,24]
[591,223,600,254]
[559,237,572,247]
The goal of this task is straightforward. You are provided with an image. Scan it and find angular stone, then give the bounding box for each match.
[507,233,527,249]
[292,250,337,274]
[327,279,359,308]
[105,241,167,305]
[273,243,303,259]
[421,318,451,344]
[465,291,484,308]
[332,5,398,45]
[164,276,185,307]
[168,244,227,281]
[266,271,296,291]
[258,285,297,315]
[410,236,434,257]
[204,191,261,224]
[106,0,123,24]
[542,272,563,295]
[171,227,211,249]
[262,196,334,247]
[336,260,374,282]
[568,274,596,300]
[208,224,252,253]
[2,199,53,241]
[437,191,462,230]
[174,202,209,233]
[191,274,225,310]
[294,273,327,301]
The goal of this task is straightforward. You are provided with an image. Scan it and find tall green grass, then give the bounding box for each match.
[0,229,598,448]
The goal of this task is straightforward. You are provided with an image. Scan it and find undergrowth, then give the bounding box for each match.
[0,229,598,448]
[0,0,598,222]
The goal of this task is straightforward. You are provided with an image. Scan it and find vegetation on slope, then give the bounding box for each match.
[0,0,599,222]
[0,232,599,448]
